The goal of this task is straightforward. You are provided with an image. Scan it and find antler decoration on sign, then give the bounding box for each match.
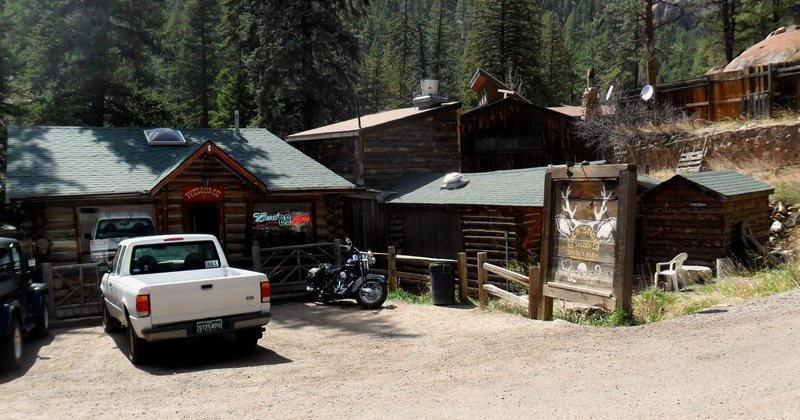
[561,185,577,219]
[593,185,612,221]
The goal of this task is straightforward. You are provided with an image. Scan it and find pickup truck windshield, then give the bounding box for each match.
[96,218,154,240]
[130,241,220,274]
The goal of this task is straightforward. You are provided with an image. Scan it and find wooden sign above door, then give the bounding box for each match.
[183,185,225,203]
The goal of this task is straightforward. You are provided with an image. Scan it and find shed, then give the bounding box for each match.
[385,167,548,273]
[5,127,356,266]
[638,170,774,269]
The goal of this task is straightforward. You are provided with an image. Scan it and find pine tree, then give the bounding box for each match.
[218,1,364,136]
[163,0,221,128]
[464,0,542,103]
[4,0,168,126]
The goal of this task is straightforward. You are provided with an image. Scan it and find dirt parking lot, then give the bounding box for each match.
[2,291,800,419]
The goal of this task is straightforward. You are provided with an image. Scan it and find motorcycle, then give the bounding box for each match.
[306,238,388,309]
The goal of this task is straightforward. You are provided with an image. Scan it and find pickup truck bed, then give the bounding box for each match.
[99,234,270,364]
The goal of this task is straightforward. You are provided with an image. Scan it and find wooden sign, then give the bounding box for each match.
[539,164,636,312]
[183,185,225,203]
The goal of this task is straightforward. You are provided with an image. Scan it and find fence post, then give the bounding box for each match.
[477,252,487,308]
[251,241,261,272]
[42,263,55,315]
[334,239,342,266]
[528,266,539,320]
[387,246,397,291]
[457,252,467,302]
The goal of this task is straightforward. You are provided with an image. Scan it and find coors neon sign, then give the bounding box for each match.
[183,185,225,203]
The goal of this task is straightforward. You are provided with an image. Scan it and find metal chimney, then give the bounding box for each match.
[413,79,446,110]
[234,110,240,132]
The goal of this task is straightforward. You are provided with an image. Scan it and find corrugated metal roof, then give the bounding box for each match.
[6,126,355,199]
[682,170,774,198]
[286,102,460,141]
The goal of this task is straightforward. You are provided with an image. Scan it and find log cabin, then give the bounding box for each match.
[5,126,357,267]
[638,170,774,269]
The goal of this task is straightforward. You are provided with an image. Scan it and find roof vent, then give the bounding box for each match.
[144,128,186,146]
[441,172,469,190]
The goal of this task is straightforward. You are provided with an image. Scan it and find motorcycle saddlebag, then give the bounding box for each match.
[307,263,331,280]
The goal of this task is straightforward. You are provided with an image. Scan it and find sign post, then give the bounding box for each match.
[538,164,636,318]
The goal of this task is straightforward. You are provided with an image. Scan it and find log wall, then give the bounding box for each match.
[640,181,772,268]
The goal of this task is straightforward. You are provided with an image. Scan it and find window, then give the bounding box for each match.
[252,203,314,248]
[0,247,11,284]
[95,218,154,240]
[113,246,126,274]
[129,241,220,274]
[10,246,23,277]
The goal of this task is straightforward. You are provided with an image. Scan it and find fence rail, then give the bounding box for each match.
[476,252,545,319]
[374,246,468,302]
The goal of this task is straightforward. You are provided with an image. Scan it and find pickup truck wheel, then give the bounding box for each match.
[101,301,122,333]
[126,317,148,365]
[0,317,23,372]
[235,328,261,353]
[32,305,50,339]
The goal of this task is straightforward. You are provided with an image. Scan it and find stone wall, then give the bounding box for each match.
[627,122,800,172]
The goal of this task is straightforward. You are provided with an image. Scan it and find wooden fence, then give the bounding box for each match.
[41,262,102,319]
[652,61,800,122]
[374,246,468,302]
[476,251,550,320]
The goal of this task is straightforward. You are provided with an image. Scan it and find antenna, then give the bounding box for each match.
[640,84,654,101]
[605,85,614,101]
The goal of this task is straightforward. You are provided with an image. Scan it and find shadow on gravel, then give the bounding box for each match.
[109,331,292,375]
[271,299,421,340]
[0,333,55,384]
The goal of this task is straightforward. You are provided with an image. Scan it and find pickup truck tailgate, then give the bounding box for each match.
[147,268,266,326]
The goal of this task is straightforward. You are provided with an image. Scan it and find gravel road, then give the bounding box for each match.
[2,290,799,419]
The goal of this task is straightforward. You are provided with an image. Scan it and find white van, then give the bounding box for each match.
[87,211,155,261]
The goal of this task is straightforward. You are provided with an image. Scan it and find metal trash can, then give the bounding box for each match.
[429,262,456,305]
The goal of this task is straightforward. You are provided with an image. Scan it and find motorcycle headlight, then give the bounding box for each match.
[367,251,375,265]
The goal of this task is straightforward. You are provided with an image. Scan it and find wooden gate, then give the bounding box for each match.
[41,262,102,319]
[251,242,341,295]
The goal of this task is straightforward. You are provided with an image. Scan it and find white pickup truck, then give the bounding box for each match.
[98,234,270,364]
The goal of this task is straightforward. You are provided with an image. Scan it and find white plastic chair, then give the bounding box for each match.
[653,253,688,291]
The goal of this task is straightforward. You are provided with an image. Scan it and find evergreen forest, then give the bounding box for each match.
[0,0,797,137]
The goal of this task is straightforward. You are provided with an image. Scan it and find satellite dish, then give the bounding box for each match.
[640,84,654,101]
[605,85,614,101]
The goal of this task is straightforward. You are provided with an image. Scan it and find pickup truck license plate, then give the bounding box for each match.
[196,319,223,334]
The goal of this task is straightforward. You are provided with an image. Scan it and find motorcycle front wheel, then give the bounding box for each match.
[355,279,388,309]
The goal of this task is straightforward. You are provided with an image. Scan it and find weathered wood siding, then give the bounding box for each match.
[362,105,461,189]
[640,181,772,268]
[653,61,800,121]
[288,137,356,183]
[460,98,591,172]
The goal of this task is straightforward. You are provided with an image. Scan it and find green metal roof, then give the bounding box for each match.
[6,126,354,199]
[681,170,773,198]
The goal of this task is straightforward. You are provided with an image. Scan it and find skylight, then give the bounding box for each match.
[144,128,187,146]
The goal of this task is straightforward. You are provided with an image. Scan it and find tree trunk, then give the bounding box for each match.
[644,0,657,86]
